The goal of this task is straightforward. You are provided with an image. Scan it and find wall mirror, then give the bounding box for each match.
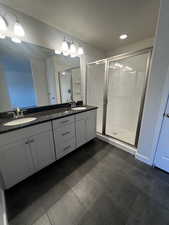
[0,37,82,113]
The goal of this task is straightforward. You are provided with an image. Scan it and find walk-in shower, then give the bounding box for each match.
[87,48,152,147]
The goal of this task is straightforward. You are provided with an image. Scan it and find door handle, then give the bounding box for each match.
[164,113,169,118]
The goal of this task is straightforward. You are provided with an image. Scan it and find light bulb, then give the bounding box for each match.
[63,50,69,56]
[0,16,7,32]
[11,37,22,43]
[14,22,25,37]
[0,33,5,39]
[120,34,128,40]
[70,43,77,57]
[61,40,69,52]
[70,43,76,54]
[55,49,62,55]
[78,47,84,56]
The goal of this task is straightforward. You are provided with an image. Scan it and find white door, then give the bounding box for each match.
[29,130,55,172]
[155,97,169,172]
[0,139,34,189]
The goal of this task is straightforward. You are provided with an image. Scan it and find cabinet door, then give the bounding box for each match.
[76,119,87,148]
[0,140,34,189]
[86,110,97,142]
[29,130,55,172]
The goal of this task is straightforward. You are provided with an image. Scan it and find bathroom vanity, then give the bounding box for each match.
[0,106,97,189]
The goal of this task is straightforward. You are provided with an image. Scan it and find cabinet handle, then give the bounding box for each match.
[63,145,71,151]
[25,139,34,144]
[62,131,70,136]
[61,120,69,124]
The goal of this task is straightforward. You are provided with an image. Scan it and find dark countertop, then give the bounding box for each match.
[0,105,97,134]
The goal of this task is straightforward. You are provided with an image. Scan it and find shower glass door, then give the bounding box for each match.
[87,61,106,133]
[105,52,150,146]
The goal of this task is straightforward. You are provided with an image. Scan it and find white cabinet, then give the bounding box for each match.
[0,122,55,189]
[75,110,97,148]
[0,139,34,189]
[28,130,55,172]
[0,109,96,189]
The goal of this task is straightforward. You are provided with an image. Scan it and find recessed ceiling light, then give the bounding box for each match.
[120,34,128,40]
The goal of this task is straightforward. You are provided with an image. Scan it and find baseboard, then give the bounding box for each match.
[135,152,152,166]
[96,133,136,155]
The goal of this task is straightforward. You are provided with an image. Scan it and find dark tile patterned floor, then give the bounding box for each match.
[5,138,169,225]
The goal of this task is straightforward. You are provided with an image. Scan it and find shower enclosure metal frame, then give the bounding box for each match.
[87,47,152,147]
[59,66,81,103]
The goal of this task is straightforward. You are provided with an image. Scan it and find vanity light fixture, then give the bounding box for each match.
[0,16,8,39]
[120,34,128,40]
[55,38,84,57]
[14,22,25,37]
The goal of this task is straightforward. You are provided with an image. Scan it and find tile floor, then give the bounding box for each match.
[5,138,169,225]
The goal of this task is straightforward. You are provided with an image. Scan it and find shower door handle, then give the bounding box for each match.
[164,113,169,118]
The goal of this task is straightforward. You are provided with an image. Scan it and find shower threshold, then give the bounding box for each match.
[96,133,137,155]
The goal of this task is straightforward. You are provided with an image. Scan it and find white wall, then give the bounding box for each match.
[106,38,154,57]
[136,0,169,165]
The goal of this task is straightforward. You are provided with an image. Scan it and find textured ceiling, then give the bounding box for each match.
[0,0,160,51]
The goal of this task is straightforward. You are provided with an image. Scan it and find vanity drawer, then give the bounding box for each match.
[53,123,75,143]
[52,115,75,129]
[56,138,75,159]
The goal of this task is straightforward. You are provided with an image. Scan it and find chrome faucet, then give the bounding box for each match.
[8,107,24,119]
[71,101,76,108]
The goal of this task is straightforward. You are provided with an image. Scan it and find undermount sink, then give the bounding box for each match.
[4,117,37,126]
[72,107,87,111]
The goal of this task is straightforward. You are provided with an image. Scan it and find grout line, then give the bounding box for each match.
[46,213,53,225]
